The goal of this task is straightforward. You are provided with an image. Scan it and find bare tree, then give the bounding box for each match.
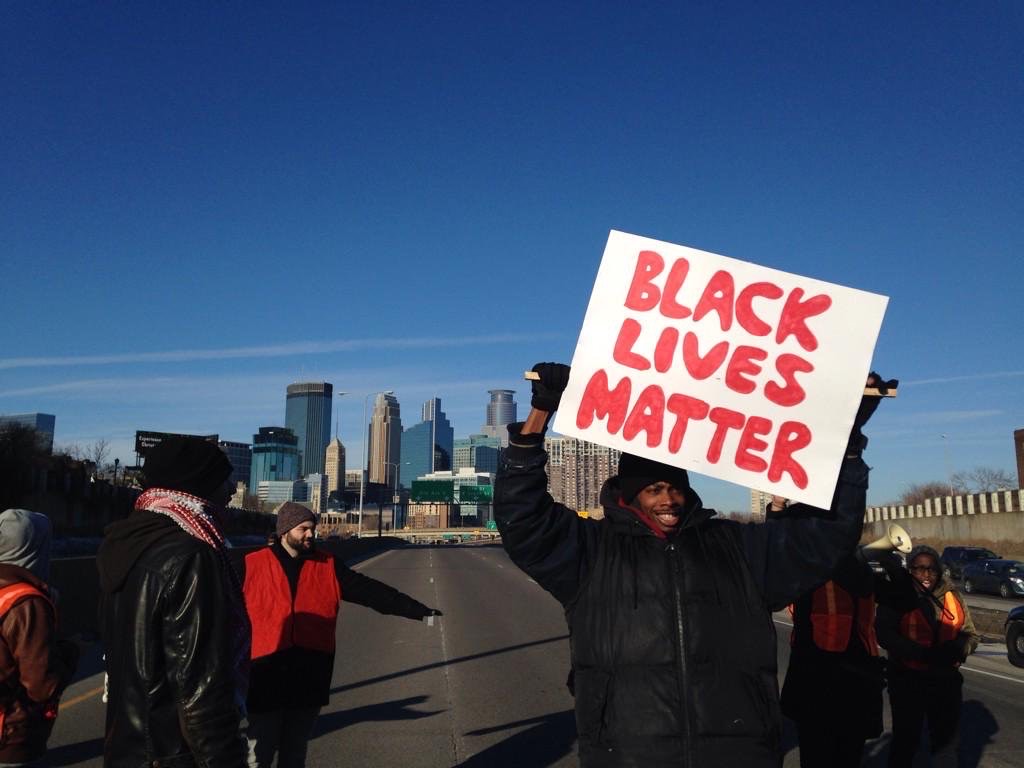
[899,481,954,506]
[951,466,1017,493]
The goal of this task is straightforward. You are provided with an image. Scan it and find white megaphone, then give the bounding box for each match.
[861,523,912,555]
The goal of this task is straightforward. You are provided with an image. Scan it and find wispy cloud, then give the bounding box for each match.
[904,370,1024,386]
[0,333,558,371]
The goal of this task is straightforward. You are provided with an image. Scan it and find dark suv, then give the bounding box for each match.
[939,546,999,580]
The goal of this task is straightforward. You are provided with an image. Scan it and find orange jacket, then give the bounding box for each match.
[243,549,341,660]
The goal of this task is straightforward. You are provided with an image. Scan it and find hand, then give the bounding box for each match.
[530,362,571,413]
[929,639,965,667]
[848,370,898,456]
[425,608,443,617]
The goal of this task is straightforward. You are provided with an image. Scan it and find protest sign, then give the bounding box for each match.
[553,230,888,508]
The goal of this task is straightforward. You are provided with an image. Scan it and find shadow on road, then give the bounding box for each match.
[330,634,569,696]
[47,737,104,766]
[312,695,442,738]
[858,697,998,767]
[458,709,576,768]
[959,698,998,768]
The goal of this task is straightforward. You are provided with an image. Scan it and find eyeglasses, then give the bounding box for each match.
[910,566,939,574]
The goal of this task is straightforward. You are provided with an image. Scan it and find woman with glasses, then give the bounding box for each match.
[876,544,979,766]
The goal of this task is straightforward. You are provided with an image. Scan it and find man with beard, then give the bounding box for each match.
[241,503,441,768]
[98,436,249,767]
[495,362,890,768]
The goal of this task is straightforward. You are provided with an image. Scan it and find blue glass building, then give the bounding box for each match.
[250,426,300,488]
[400,398,453,489]
[0,413,56,454]
[285,382,333,476]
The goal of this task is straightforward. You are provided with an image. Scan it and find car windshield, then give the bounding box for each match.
[967,550,998,560]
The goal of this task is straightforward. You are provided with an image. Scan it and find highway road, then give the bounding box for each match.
[47,543,1024,767]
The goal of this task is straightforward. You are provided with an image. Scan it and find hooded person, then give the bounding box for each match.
[0,509,78,766]
[495,362,889,768]
[876,543,979,766]
[96,436,250,768]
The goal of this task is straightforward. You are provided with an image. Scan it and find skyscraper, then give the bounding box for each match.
[367,393,402,488]
[285,382,333,476]
[0,413,56,454]
[479,389,517,444]
[218,440,252,489]
[250,427,300,488]
[325,437,346,496]
[401,398,454,488]
[544,436,620,512]
[453,434,501,474]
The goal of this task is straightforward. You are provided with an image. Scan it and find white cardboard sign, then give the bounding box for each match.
[553,230,888,509]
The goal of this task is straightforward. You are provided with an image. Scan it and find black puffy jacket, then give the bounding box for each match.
[97,513,247,768]
[495,426,868,768]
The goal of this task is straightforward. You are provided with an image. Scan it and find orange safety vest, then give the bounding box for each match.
[799,580,879,655]
[243,549,341,660]
[0,582,51,618]
[899,591,965,671]
[0,582,59,725]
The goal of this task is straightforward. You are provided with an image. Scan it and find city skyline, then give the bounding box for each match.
[2,4,1021,512]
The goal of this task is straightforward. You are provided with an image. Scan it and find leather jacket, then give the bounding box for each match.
[98,513,246,767]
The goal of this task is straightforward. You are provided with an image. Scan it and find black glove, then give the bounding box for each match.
[871,550,906,577]
[530,362,571,412]
[423,608,443,617]
[847,371,899,456]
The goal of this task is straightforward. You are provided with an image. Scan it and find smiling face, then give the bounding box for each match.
[635,481,687,533]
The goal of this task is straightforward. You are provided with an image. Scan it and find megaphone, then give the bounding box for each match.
[862,523,912,555]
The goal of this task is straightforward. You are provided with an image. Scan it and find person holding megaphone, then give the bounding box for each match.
[770,500,913,768]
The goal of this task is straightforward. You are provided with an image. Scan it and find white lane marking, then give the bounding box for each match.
[430,577,434,583]
[961,665,1024,685]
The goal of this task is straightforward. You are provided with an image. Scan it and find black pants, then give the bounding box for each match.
[887,670,962,767]
[797,720,867,768]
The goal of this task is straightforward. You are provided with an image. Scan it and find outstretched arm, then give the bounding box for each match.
[336,563,440,620]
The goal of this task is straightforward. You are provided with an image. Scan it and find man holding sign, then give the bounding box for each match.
[494,228,892,768]
[496,363,888,767]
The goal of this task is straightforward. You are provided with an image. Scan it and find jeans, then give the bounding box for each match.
[245,706,321,768]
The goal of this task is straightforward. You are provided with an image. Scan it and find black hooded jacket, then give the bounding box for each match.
[495,425,868,768]
[97,512,246,768]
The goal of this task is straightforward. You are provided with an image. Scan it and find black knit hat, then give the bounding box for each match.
[617,453,691,504]
[142,436,233,501]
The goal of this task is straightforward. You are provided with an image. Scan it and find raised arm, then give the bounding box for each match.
[494,363,598,606]
[741,372,897,610]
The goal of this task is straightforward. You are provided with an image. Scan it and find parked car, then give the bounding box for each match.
[1007,606,1024,668]
[939,546,999,580]
[961,560,1024,598]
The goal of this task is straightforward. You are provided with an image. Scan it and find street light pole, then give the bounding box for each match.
[941,433,954,497]
[358,390,392,537]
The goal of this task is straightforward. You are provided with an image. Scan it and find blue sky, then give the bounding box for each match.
[2,2,1021,512]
